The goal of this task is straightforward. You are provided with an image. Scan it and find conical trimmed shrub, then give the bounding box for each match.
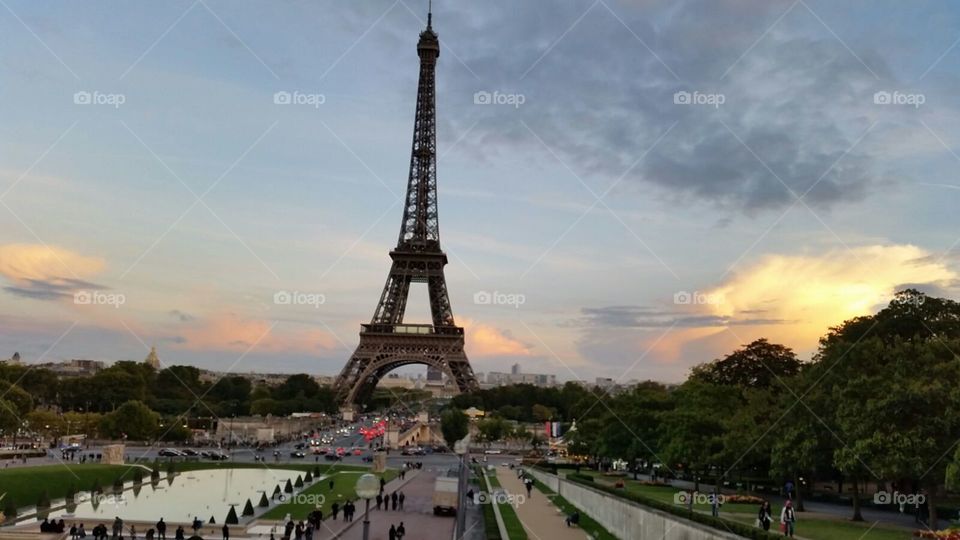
[272,485,281,499]
[225,506,239,524]
[91,479,103,494]
[37,491,51,509]
[304,471,313,483]
[209,515,216,524]
[258,493,269,508]
[133,468,144,484]
[284,479,293,493]
[4,496,17,518]
[294,476,303,488]
[313,465,320,477]
[242,499,254,517]
[65,484,77,502]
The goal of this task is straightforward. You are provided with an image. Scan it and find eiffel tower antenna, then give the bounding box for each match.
[333,3,478,410]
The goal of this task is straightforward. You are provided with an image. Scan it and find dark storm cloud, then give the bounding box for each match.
[3,278,107,301]
[430,0,903,213]
[577,305,788,328]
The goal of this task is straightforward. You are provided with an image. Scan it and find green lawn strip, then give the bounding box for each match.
[585,472,765,514]
[485,474,527,540]
[260,469,397,521]
[474,468,503,540]
[529,477,616,540]
[726,512,912,540]
[0,462,372,513]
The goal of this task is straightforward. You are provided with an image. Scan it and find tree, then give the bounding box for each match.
[0,399,20,434]
[0,381,33,416]
[531,404,556,422]
[690,338,801,390]
[440,408,469,448]
[476,417,508,444]
[100,400,160,440]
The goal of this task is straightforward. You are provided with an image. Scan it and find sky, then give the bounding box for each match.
[1,0,959,384]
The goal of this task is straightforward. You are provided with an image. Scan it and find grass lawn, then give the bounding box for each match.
[260,469,397,521]
[727,513,913,540]
[529,477,616,540]
[0,462,372,513]
[485,471,527,540]
[581,471,917,540]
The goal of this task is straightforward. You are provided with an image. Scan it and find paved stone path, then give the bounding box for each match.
[494,468,588,540]
[335,467,454,540]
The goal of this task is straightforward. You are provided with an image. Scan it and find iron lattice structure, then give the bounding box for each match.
[334,12,479,407]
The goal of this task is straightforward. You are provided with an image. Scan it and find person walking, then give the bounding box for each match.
[396,522,405,539]
[129,524,137,540]
[780,500,796,537]
[391,491,398,511]
[331,502,340,520]
[398,491,405,510]
[70,524,78,539]
[388,524,397,540]
[376,492,384,510]
[156,519,166,540]
[757,501,772,531]
[175,526,185,540]
[113,517,123,540]
[222,524,229,540]
[710,490,721,517]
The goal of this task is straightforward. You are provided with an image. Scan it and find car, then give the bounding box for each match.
[294,442,306,450]
[290,451,305,458]
[352,448,363,456]
[324,454,341,461]
[159,448,183,457]
[484,449,502,455]
[181,449,199,456]
[362,456,374,463]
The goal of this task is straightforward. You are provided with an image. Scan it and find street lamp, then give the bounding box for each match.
[355,473,379,540]
[454,435,470,539]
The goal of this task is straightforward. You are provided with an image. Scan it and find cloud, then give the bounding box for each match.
[169,310,195,322]
[0,244,106,282]
[439,0,914,214]
[461,317,532,357]
[0,244,110,302]
[574,244,958,379]
[172,313,337,354]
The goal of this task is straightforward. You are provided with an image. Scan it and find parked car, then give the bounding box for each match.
[290,451,306,458]
[324,454,341,461]
[181,448,199,456]
[159,448,184,457]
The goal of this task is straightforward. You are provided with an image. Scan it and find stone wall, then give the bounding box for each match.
[525,468,745,540]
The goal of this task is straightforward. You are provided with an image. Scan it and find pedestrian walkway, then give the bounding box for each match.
[494,468,589,540]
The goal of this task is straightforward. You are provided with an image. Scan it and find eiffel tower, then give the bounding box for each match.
[333,7,479,409]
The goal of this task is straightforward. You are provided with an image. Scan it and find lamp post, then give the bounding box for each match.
[454,435,470,539]
[355,473,379,540]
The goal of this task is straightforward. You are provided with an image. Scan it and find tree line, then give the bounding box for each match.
[452,290,960,526]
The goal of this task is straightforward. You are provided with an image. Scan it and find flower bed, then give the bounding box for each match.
[723,494,765,504]
[914,530,960,539]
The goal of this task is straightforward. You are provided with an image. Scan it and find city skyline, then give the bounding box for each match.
[2,1,960,384]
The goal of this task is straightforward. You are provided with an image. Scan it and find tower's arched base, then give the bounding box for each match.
[333,325,479,408]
